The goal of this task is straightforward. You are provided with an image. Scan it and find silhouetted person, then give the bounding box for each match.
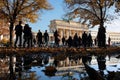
[67,36,73,47]
[14,21,23,47]
[97,26,106,48]
[87,33,93,47]
[36,30,42,47]
[82,31,87,48]
[28,27,33,47]
[78,36,82,47]
[73,33,79,47]
[108,37,111,47]
[94,38,97,46]
[33,38,36,47]
[54,30,59,47]
[23,24,30,48]
[62,36,65,46]
[44,30,49,46]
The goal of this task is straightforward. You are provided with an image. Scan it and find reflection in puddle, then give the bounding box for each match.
[0,53,120,80]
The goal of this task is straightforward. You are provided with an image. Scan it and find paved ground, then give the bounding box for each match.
[0,47,120,56]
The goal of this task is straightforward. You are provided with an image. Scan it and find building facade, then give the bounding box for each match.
[49,19,89,43]
[107,31,120,44]
[91,31,120,45]
[49,19,120,45]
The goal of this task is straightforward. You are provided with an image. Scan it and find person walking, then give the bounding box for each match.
[54,30,59,47]
[36,30,42,47]
[87,33,93,47]
[67,36,73,47]
[27,27,33,48]
[82,31,87,48]
[23,24,30,48]
[44,30,49,46]
[94,38,97,46]
[78,36,82,47]
[62,36,65,46]
[108,37,111,47]
[33,38,36,47]
[14,21,23,48]
[73,33,79,47]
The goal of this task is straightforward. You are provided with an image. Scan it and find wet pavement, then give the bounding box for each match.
[0,52,120,80]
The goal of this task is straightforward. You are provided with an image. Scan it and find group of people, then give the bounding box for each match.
[14,21,49,48]
[36,30,49,47]
[65,32,93,48]
[14,21,34,48]
[14,21,108,48]
[14,21,93,48]
[53,30,93,48]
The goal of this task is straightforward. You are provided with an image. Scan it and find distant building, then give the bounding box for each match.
[49,19,89,44]
[107,31,120,44]
[49,19,120,45]
[91,31,120,45]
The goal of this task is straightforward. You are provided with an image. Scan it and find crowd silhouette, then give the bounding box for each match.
[14,21,51,48]
[65,31,93,48]
[14,21,107,48]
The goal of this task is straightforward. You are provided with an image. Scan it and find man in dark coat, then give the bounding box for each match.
[54,30,59,47]
[73,33,79,47]
[87,33,93,47]
[23,24,30,47]
[44,30,49,46]
[82,31,87,48]
[36,30,42,47]
[62,36,65,46]
[14,21,23,47]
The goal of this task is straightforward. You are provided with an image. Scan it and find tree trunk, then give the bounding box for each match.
[9,55,13,75]
[97,20,106,48]
[9,22,14,47]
